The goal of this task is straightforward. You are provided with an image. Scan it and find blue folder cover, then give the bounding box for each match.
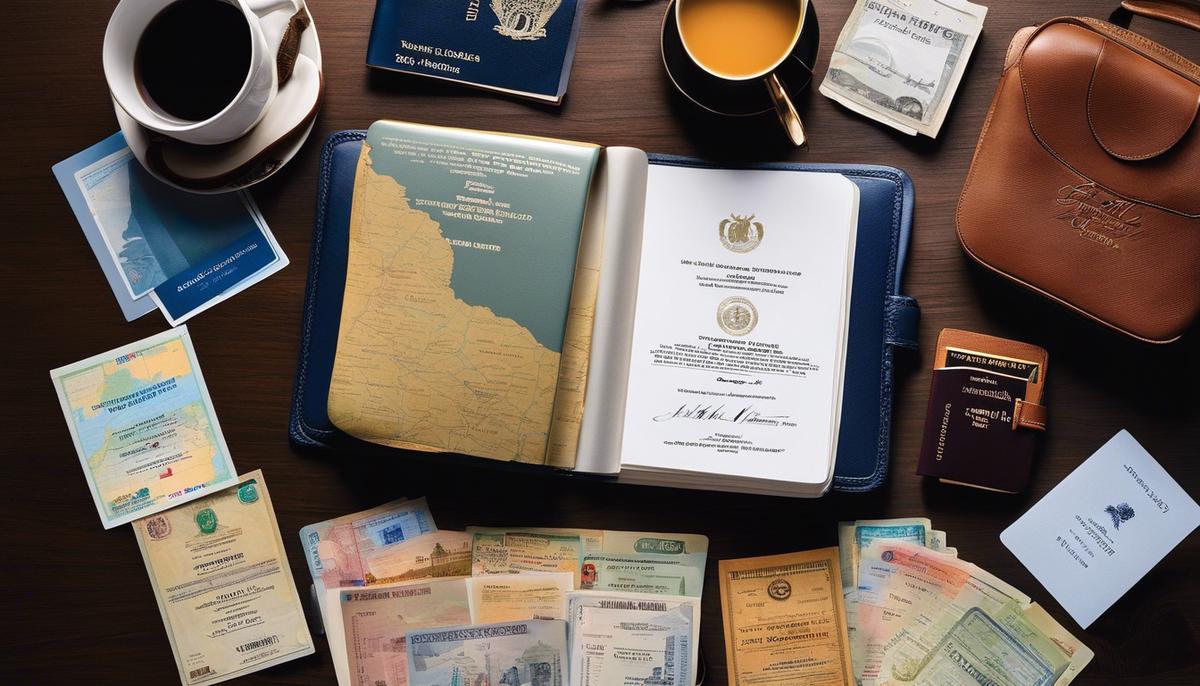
[366,0,585,102]
[290,131,919,492]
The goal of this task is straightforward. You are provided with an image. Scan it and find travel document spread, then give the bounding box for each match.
[297,498,707,686]
[836,517,1094,686]
[326,120,860,497]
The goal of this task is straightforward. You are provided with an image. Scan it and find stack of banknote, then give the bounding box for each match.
[839,518,1094,686]
[299,497,707,686]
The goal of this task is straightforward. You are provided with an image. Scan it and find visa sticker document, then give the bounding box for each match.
[52,132,287,325]
[50,326,238,528]
[1001,430,1200,628]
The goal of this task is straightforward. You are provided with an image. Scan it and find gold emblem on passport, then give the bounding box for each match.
[717,296,758,336]
[719,213,764,253]
[490,0,562,41]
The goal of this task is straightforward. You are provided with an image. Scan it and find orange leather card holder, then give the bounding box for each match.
[934,328,1049,430]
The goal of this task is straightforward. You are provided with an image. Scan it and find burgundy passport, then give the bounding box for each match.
[917,329,1049,493]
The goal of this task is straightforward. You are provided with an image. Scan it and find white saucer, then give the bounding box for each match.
[115,6,323,194]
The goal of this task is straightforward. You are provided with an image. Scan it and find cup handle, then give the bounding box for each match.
[276,6,311,86]
[765,73,807,148]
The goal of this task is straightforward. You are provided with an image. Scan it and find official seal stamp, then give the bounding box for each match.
[717,296,758,336]
[145,515,171,540]
[767,578,791,601]
[238,480,259,505]
[195,507,218,535]
[719,213,764,253]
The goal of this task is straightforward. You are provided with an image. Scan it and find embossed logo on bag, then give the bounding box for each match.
[719,213,764,253]
[1054,182,1143,249]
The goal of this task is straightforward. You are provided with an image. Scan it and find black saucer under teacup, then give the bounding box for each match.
[661,0,818,132]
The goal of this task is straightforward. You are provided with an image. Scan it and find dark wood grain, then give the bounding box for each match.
[2,1,1198,683]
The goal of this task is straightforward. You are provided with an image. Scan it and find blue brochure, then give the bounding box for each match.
[52,133,287,325]
[366,0,585,102]
[52,134,156,321]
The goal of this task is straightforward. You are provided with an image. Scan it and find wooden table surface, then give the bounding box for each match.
[4,1,1199,683]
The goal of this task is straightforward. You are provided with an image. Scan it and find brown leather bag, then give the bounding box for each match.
[957,2,1200,343]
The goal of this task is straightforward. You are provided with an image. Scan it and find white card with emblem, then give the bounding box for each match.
[1002,430,1200,628]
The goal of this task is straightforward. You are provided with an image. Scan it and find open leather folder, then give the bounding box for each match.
[290,126,918,495]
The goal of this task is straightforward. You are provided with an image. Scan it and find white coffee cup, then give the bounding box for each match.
[104,0,293,146]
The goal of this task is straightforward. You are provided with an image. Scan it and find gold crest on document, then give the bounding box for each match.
[718,296,758,336]
[719,213,764,253]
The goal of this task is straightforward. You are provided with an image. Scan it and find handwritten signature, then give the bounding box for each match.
[653,404,790,424]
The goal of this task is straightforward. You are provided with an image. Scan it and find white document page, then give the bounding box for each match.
[618,165,858,488]
[1001,430,1200,628]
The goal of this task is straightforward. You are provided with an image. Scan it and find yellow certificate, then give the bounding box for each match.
[719,547,853,686]
[134,470,313,685]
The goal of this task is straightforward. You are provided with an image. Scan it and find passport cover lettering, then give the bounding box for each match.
[366,0,585,102]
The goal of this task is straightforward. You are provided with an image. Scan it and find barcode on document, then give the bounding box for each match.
[236,635,280,653]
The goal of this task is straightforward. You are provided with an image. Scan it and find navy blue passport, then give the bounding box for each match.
[366,0,585,102]
[290,132,919,493]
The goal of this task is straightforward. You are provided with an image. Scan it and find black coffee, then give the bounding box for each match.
[135,0,252,122]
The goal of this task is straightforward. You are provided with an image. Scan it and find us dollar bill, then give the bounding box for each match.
[820,0,988,138]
